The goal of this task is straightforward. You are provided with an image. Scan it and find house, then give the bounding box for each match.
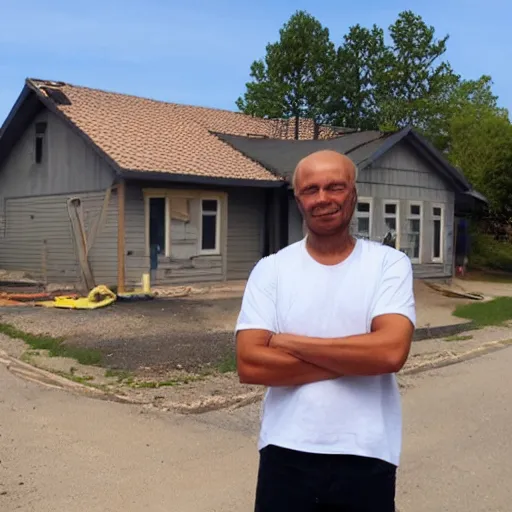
[0,78,485,292]
[217,129,488,279]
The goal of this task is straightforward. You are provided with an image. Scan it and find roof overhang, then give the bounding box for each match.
[0,85,44,169]
[119,169,284,188]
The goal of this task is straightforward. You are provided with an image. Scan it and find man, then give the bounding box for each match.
[235,150,416,511]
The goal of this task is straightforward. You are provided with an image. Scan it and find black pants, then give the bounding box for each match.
[255,445,396,512]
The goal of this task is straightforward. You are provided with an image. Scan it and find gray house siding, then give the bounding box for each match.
[226,188,265,280]
[124,184,266,287]
[362,141,454,278]
[0,110,115,212]
[124,184,148,288]
[0,190,118,285]
[0,108,119,286]
[287,141,455,279]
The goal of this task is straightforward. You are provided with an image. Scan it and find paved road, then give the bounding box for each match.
[1,347,512,511]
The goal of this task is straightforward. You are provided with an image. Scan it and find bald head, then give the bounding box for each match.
[292,150,357,193]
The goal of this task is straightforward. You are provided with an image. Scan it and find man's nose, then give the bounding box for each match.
[315,189,329,204]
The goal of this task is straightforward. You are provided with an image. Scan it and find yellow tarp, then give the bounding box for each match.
[37,285,117,310]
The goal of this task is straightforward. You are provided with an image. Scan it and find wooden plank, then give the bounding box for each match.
[117,181,126,293]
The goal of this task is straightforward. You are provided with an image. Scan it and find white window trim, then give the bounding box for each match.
[407,201,423,264]
[198,196,222,256]
[143,189,225,258]
[382,200,400,249]
[355,196,373,240]
[432,203,444,263]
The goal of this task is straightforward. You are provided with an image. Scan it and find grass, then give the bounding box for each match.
[216,352,237,374]
[131,376,203,388]
[453,297,512,327]
[105,369,133,383]
[0,322,102,366]
[444,334,474,342]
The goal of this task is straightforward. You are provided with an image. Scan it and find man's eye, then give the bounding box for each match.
[331,185,345,191]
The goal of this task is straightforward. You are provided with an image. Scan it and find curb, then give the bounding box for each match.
[413,321,475,342]
[0,350,132,404]
[401,340,512,376]
[2,341,511,414]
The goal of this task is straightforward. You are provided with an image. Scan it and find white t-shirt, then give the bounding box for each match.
[235,237,416,467]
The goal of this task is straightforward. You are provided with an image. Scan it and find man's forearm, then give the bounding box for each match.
[272,329,412,376]
[237,345,340,387]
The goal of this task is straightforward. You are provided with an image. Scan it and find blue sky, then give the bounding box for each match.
[1,0,511,124]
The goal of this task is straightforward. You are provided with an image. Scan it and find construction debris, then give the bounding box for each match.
[36,285,117,310]
[424,281,484,301]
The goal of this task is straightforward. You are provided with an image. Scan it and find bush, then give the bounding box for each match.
[471,233,512,272]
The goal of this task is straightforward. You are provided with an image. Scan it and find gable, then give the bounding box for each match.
[364,139,453,192]
[0,106,116,209]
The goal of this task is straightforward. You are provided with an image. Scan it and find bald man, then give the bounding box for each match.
[235,150,416,511]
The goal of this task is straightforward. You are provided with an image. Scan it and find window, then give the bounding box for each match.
[200,199,220,253]
[149,198,166,256]
[406,202,422,262]
[432,205,444,262]
[355,199,371,240]
[35,122,47,164]
[383,201,399,249]
[145,191,223,260]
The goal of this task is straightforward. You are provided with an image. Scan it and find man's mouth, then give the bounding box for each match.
[312,208,340,218]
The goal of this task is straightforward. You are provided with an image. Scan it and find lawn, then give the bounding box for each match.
[0,322,102,365]
[453,297,512,327]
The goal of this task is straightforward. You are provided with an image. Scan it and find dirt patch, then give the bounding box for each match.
[2,324,512,415]
[0,298,240,372]
[0,334,26,359]
[0,278,506,375]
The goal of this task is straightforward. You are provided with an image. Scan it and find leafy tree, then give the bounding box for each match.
[327,24,389,130]
[377,10,459,132]
[448,99,512,216]
[236,10,336,138]
[424,75,502,152]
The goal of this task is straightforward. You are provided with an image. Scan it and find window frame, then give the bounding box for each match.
[34,122,47,165]
[382,200,400,249]
[198,196,221,255]
[432,203,444,263]
[406,200,423,264]
[143,189,224,258]
[354,196,373,240]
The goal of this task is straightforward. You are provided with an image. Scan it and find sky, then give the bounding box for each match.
[1,0,511,125]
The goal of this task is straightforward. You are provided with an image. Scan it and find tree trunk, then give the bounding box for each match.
[295,114,300,140]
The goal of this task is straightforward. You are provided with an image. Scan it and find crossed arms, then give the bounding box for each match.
[236,314,415,387]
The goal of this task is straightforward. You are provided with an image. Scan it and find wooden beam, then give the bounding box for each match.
[117,180,126,293]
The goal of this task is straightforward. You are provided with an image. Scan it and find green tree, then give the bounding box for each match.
[236,10,336,138]
[377,10,459,132]
[448,98,512,215]
[432,75,503,152]
[327,24,389,130]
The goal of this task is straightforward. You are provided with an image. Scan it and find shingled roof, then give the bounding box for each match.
[0,78,487,206]
[216,130,388,179]
[0,78,342,184]
[216,127,486,202]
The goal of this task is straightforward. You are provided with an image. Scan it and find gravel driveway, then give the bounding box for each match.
[0,298,242,372]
